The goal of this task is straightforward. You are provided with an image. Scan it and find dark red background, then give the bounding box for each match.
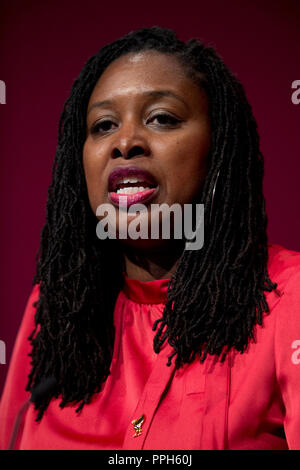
[1,0,299,394]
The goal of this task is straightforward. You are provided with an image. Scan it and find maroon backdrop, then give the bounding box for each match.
[1,0,299,394]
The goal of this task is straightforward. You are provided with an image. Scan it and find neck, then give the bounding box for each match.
[121,239,185,281]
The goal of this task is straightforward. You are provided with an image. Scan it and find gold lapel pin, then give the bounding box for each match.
[132,414,145,437]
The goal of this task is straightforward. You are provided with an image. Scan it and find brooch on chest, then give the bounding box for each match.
[132,414,145,437]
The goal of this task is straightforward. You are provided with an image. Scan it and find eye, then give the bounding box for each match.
[147,112,181,127]
[90,119,118,135]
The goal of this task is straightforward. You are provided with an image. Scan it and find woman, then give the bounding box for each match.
[1,26,300,450]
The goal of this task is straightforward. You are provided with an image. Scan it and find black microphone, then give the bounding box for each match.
[7,377,57,450]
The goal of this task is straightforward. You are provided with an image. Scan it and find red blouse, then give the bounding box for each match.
[1,244,300,450]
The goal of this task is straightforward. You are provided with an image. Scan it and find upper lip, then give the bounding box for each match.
[108,165,158,192]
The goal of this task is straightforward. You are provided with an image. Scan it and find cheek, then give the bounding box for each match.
[164,129,210,199]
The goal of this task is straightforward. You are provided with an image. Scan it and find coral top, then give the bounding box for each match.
[1,244,300,450]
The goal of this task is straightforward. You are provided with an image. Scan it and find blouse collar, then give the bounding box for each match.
[122,274,170,304]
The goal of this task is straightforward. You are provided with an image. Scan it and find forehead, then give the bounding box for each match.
[89,51,198,102]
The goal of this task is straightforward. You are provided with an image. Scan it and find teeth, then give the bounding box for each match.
[122,178,140,184]
[116,186,151,194]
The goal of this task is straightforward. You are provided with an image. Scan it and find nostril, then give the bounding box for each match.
[113,146,146,159]
[113,148,123,158]
[128,146,145,158]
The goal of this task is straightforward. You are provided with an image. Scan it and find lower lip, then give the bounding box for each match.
[108,187,158,208]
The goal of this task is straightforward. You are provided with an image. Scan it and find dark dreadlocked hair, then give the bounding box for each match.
[26,26,277,420]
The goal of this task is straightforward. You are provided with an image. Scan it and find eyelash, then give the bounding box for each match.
[90,113,181,135]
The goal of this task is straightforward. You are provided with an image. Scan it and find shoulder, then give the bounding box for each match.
[11,283,40,363]
[267,243,300,290]
[267,247,300,450]
[266,244,300,340]
[17,283,40,336]
[260,244,300,319]
[0,283,40,449]
[25,283,40,310]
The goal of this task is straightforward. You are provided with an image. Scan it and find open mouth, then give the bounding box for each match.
[108,166,159,207]
[113,178,157,195]
[109,183,158,208]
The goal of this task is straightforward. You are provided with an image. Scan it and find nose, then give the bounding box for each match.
[111,119,151,159]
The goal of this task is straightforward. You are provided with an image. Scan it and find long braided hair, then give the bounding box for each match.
[27,26,277,419]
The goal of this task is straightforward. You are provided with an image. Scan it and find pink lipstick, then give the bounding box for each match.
[108,166,159,208]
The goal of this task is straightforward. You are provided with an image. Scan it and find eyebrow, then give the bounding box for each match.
[87,89,189,115]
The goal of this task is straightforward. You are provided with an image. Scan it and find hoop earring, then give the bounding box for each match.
[209,170,220,225]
